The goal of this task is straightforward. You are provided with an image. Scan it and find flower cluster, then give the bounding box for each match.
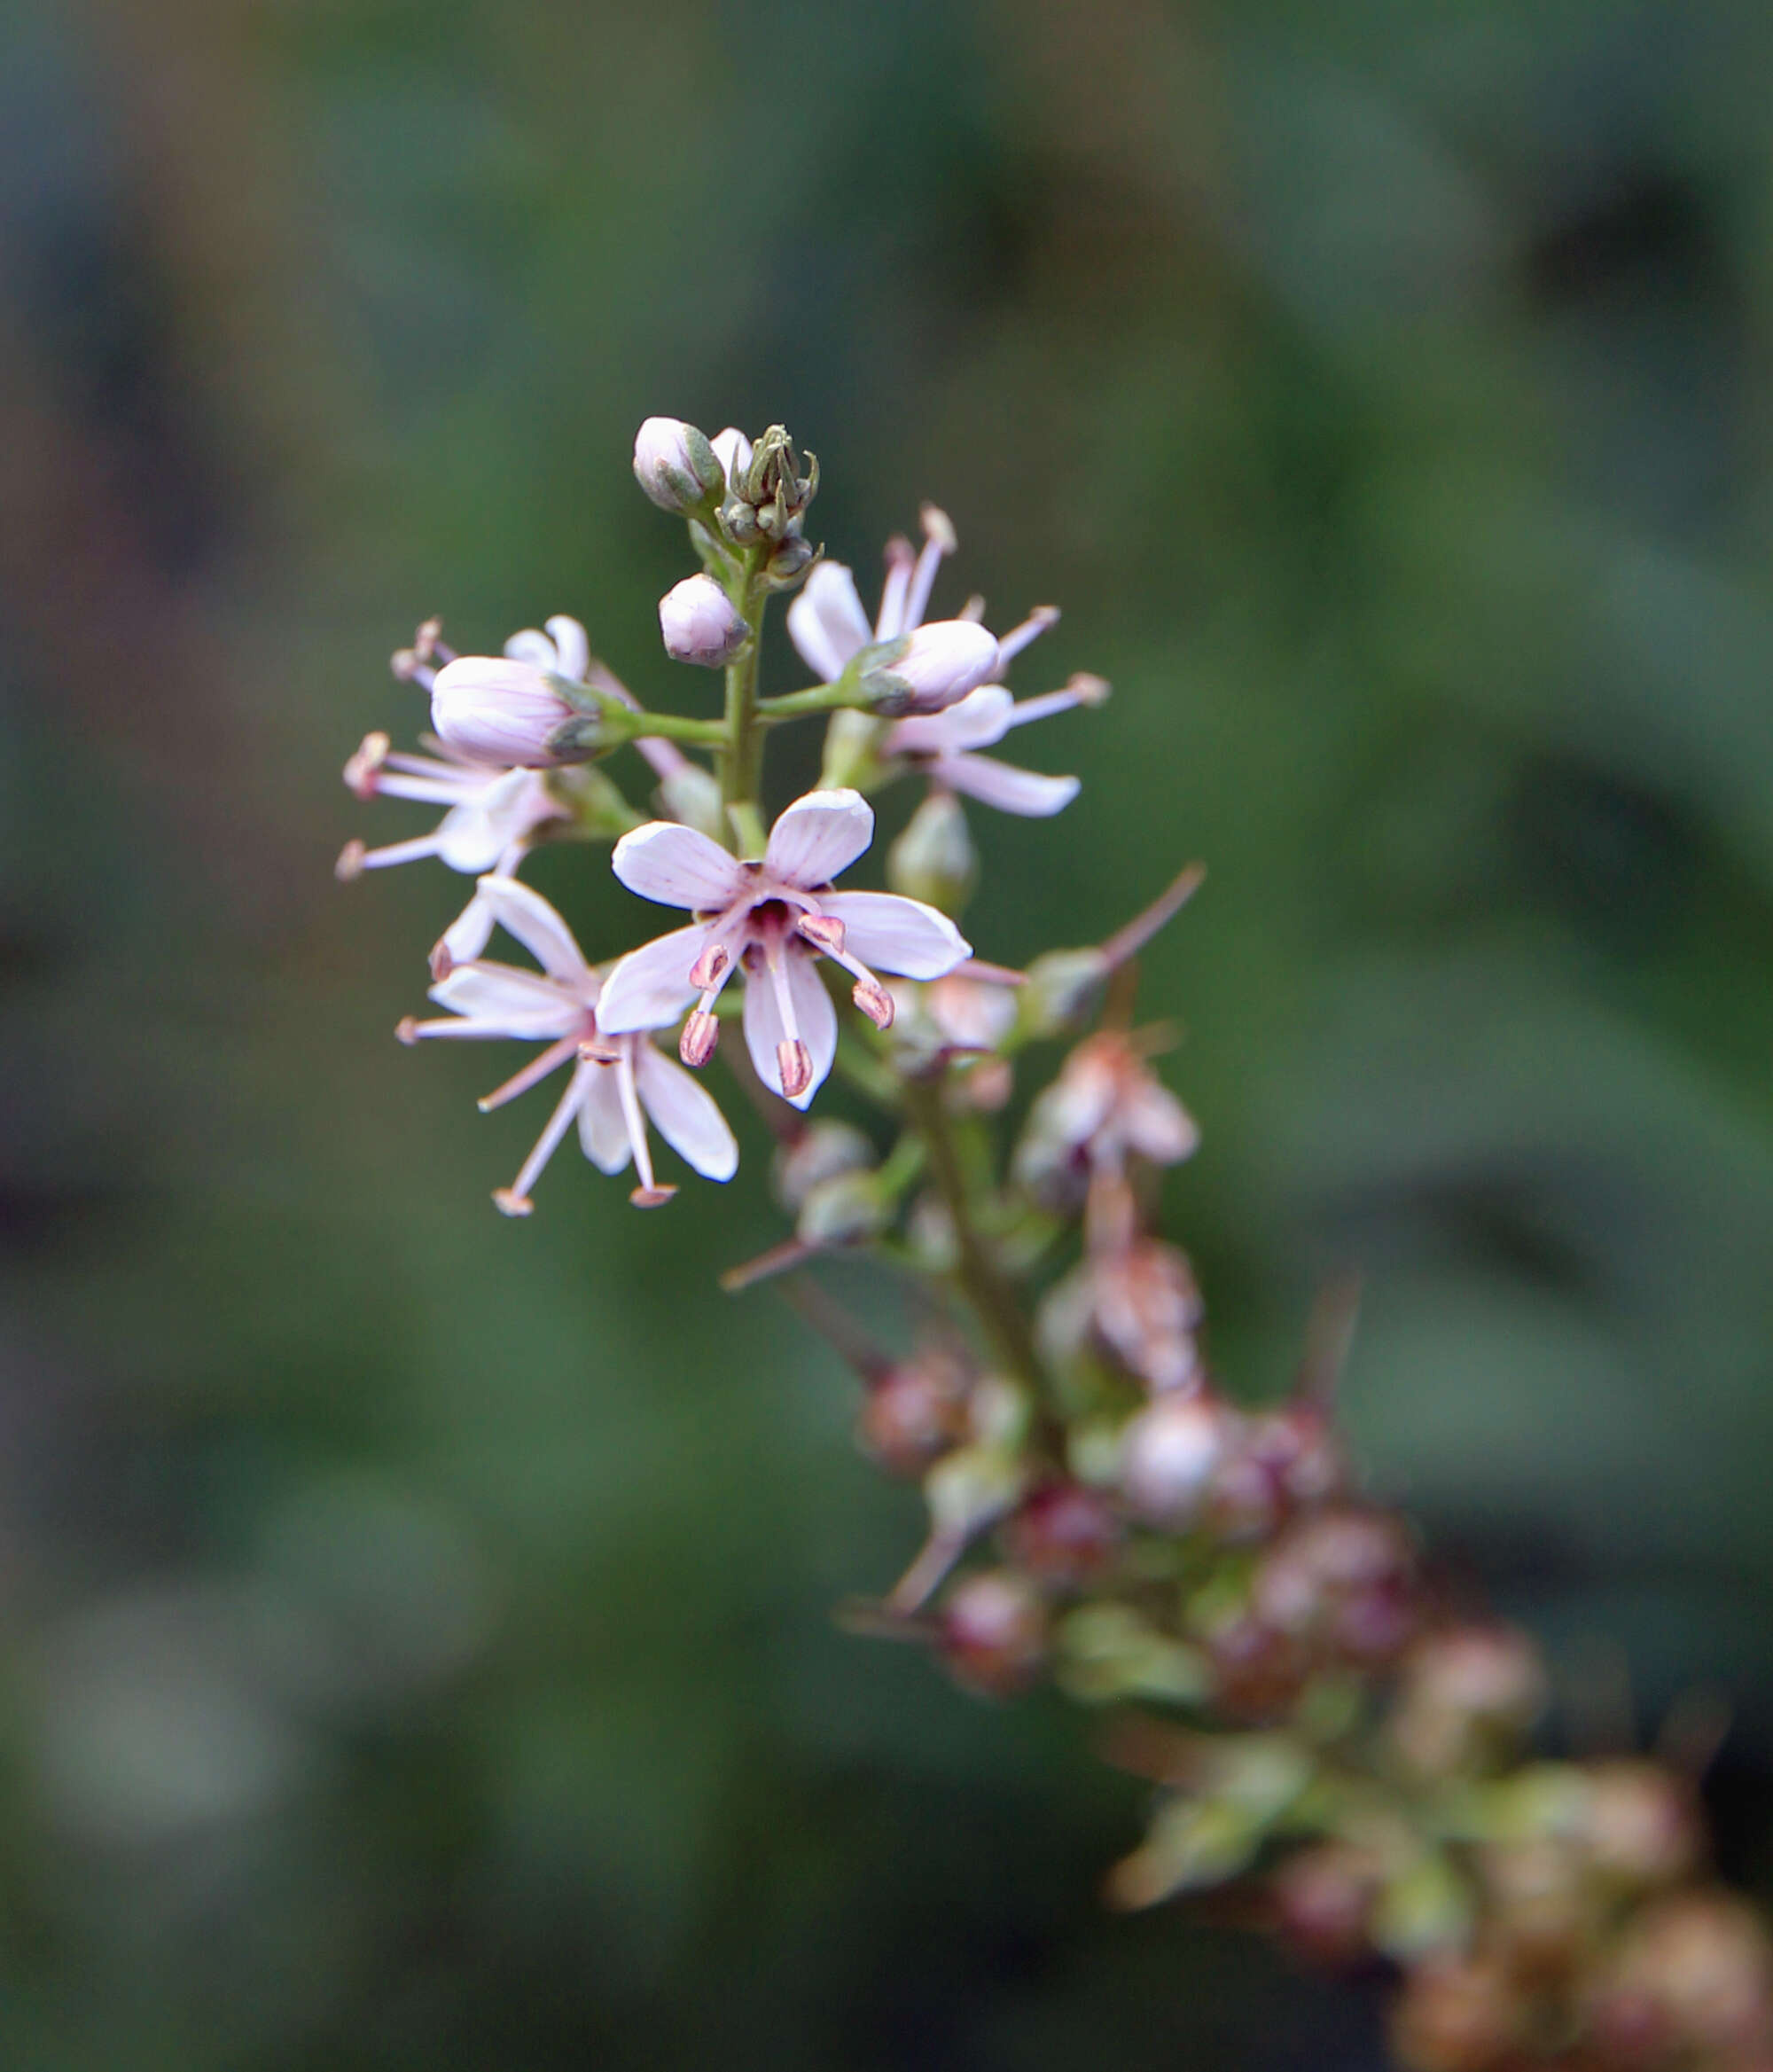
[336,418,1770,2068]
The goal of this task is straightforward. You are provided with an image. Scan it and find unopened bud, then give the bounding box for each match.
[1582,1762,1701,1889]
[887,789,978,915]
[796,1169,885,1247]
[926,1445,1025,1541]
[632,416,722,513]
[859,620,1001,716]
[431,657,585,767]
[856,1350,971,1476]
[1121,1396,1227,1526]
[708,426,753,485]
[773,1121,874,1212]
[940,1569,1048,1698]
[1004,1482,1120,1586]
[1019,948,1110,1037]
[654,758,727,844]
[659,574,748,668]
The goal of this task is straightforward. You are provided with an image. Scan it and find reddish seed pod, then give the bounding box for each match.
[1003,1482,1121,1587]
[855,1352,970,1477]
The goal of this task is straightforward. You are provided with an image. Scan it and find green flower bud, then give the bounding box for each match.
[887,790,978,915]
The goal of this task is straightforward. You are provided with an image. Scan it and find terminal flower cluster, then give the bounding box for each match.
[334,418,1771,2069]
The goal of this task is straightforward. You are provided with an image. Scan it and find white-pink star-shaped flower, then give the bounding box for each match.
[337,731,566,975]
[785,504,1057,712]
[883,675,1108,817]
[597,789,971,1108]
[397,876,738,1214]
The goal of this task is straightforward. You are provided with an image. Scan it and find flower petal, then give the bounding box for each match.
[596,925,707,1032]
[936,753,1081,817]
[817,892,971,980]
[428,964,580,1037]
[504,629,556,669]
[741,952,836,1109]
[611,820,746,910]
[544,614,589,683]
[473,876,590,984]
[785,563,872,682]
[636,1044,738,1180]
[574,1062,633,1174]
[763,788,874,887]
[886,685,1014,758]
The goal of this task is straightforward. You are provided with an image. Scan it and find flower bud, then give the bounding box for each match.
[1390,1954,1523,2072]
[1271,1843,1384,1968]
[430,657,586,767]
[1121,1396,1226,1526]
[709,426,752,483]
[860,621,1000,716]
[1582,1761,1701,1889]
[653,758,728,845]
[1018,949,1110,1038]
[795,1169,886,1247]
[887,790,978,915]
[632,416,722,512]
[1004,1482,1120,1586]
[659,574,747,668]
[939,1569,1048,1697]
[856,1350,971,1477]
[772,1122,874,1213]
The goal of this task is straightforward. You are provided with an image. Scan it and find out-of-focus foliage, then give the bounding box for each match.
[1,0,1770,2064]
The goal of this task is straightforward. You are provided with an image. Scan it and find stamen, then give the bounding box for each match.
[493,1189,533,1217]
[777,1040,813,1100]
[413,617,452,665]
[501,1060,591,1210]
[476,1034,581,1113]
[876,535,916,640]
[344,732,391,798]
[796,914,894,1032]
[680,1009,719,1067]
[429,939,455,981]
[850,978,895,1030]
[993,605,1059,667]
[689,940,730,990]
[1001,672,1109,732]
[958,593,987,623]
[346,833,444,873]
[395,1016,419,1044]
[903,504,957,633]
[335,840,367,882]
[794,914,846,957]
[616,1042,676,1207]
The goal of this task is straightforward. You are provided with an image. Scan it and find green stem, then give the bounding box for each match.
[615,712,730,747]
[719,549,770,848]
[902,1073,1043,1388]
[755,678,871,722]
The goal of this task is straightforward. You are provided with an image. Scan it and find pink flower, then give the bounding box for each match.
[658,574,747,668]
[396,876,738,1214]
[883,674,1108,817]
[785,504,1058,715]
[336,731,566,977]
[598,789,971,1108]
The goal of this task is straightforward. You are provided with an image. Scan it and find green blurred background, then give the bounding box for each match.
[3,0,1772,2064]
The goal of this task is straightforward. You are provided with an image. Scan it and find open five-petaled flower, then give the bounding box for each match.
[597,789,972,1108]
[398,876,738,1214]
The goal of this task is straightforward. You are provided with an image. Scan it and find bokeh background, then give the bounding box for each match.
[3,0,1771,2064]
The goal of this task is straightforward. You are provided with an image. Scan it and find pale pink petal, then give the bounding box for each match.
[740,954,836,1109]
[1123,1083,1200,1164]
[433,768,552,874]
[544,614,589,682]
[432,800,511,875]
[595,924,707,1032]
[785,563,872,682]
[428,964,580,1037]
[886,685,1014,759]
[575,1064,633,1174]
[473,876,590,984]
[503,629,557,669]
[611,820,746,910]
[635,1044,738,1181]
[817,892,971,980]
[762,788,874,887]
[436,885,498,968]
[936,753,1081,817]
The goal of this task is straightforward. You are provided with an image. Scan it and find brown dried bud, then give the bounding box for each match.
[1003,1482,1121,1588]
